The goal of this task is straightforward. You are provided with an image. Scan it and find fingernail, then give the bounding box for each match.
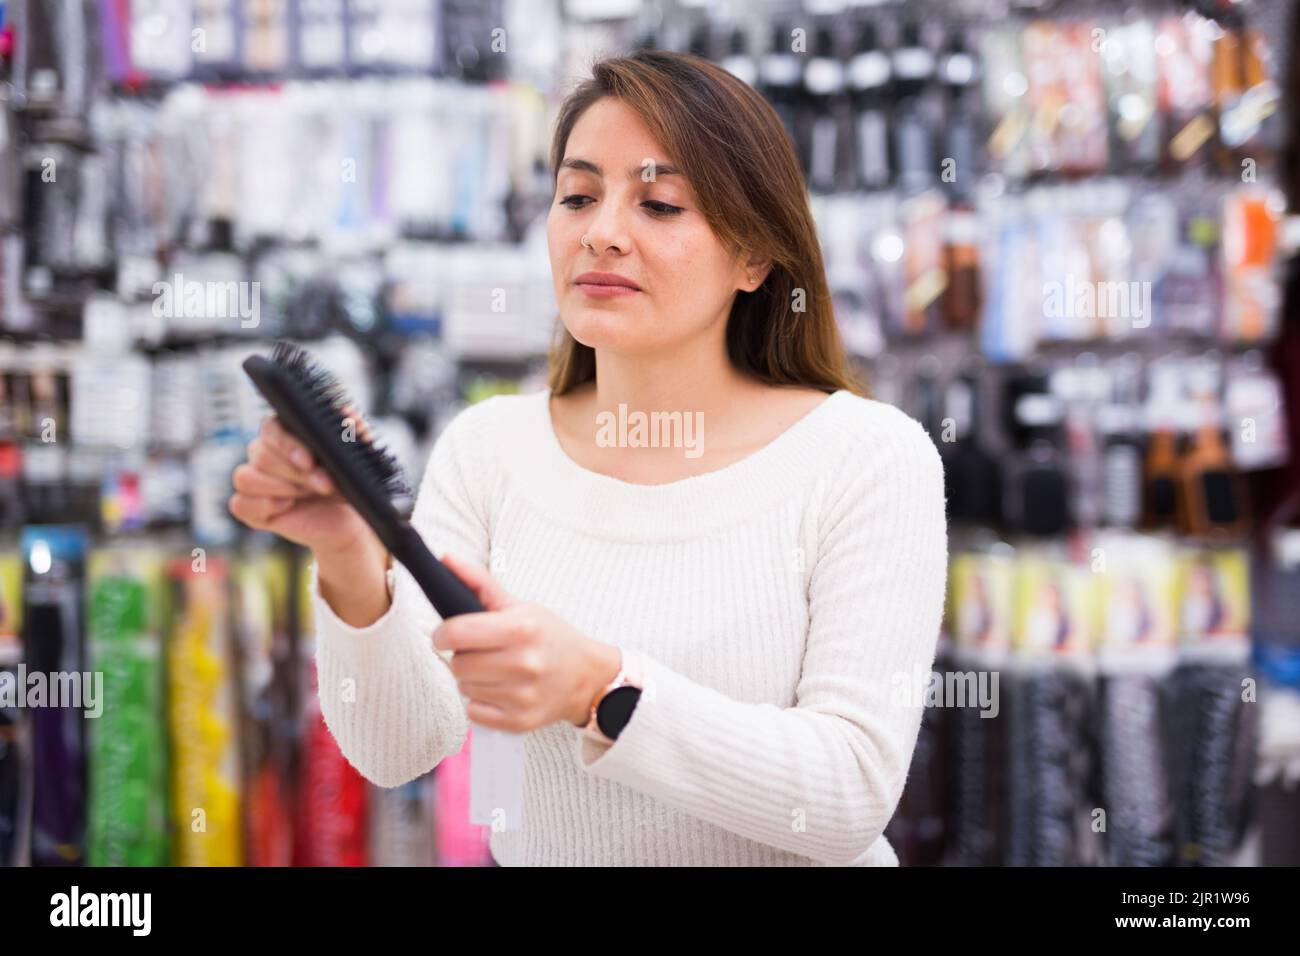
[292,449,312,469]
[310,471,332,494]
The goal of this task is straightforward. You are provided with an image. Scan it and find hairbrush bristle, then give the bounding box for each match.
[269,341,410,501]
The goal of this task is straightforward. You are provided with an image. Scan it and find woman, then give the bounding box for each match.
[229,50,948,866]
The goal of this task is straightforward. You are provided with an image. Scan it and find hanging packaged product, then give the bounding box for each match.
[1157,13,1216,172]
[347,0,439,75]
[0,93,17,229]
[898,189,947,336]
[191,349,255,547]
[128,0,194,81]
[1057,21,1109,176]
[885,624,950,867]
[1082,182,1140,341]
[999,371,1071,538]
[860,193,906,342]
[980,26,1031,180]
[1003,547,1098,866]
[1214,24,1280,173]
[1176,362,1249,540]
[1172,545,1257,865]
[1102,19,1161,171]
[21,524,88,866]
[1019,19,1068,176]
[912,355,951,498]
[70,341,151,454]
[18,360,74,525]
[15,0,97,123]
[804,25,854,195]
[938,28,979,199]
[1053,358,1108,531]
[97,0,135,87]
[847,20,892,192]
[1127,191,1179,337]
[0,441,21,529]
[1098,354,1145,529]
[86,547,169,866]
[167,554,242,866]
[294,561,367,867]
[945,544,1015,865]
[294,0,347,74]
[1093,531,1180,866]
[720,27,757,89]
[941,367,1001,527]
[979,191,1038,363]
[241,0,290,75]
[1225,351,1291,471]
[1221,187,1282,343]
[369,775,436,867]
[941,201,981,332]
[892,21,940,195]
[1142,362,1185,532]
[442,0,505,82]
[815,195,884,357]
[434,727,492,867]
[234,548,298,867]
[190,0,241,78]
[0,549,30,866]
[1035,187,1092,343]
[760,21,806,173]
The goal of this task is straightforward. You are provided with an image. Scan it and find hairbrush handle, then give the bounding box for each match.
[389,525,485,618]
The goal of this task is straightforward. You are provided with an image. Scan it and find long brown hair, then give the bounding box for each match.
[546,49,869,399]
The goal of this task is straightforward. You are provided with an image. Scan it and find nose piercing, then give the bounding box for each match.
[581,234,593,251]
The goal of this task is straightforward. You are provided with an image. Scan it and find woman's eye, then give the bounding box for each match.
[643,200,684,216]
[558,195,683,216]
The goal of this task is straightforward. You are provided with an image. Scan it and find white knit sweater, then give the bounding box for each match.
[308,386,949,866]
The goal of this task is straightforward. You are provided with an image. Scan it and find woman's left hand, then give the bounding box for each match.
[434,553,622,733]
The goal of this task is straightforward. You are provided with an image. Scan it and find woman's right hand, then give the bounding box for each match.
[228,413,382,563]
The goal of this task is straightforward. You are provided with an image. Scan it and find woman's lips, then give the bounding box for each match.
[576,282,641,298]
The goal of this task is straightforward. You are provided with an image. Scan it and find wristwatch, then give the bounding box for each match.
[578,656,643,745]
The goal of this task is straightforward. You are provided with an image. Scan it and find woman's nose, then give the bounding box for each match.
[581,198,632,256]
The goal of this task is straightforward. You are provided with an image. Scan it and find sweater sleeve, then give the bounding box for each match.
[307,402,493,788]
[572,412,949,865]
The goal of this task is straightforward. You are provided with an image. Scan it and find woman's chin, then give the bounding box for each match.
[563,309,652,349]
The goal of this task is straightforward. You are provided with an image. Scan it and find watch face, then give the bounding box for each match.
[596,685,642,739]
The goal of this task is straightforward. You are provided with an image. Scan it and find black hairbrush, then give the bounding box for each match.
[242,342,485,620]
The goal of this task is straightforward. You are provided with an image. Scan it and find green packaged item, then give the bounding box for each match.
[87,550,169,867]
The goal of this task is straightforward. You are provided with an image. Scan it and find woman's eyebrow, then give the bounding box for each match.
[559,157,683,179]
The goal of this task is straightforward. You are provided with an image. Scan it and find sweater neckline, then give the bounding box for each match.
[539,385,847,493]
[515,386,851,540]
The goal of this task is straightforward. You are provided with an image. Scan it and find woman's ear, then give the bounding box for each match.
[738,254,773,292]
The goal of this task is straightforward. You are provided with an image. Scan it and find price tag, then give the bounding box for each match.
[468,724,524,831]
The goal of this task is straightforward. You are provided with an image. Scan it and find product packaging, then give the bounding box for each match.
[87,546,169,866]
[22,524,88,866]
[1172,546,1257,865]
[167,554,242,866]
[234,548,297,867]
[1093,531,1181,866]
[1003,548,1097,866]
[946,545,1014,865]
[0,549,30,866]
[293,560,367,866]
